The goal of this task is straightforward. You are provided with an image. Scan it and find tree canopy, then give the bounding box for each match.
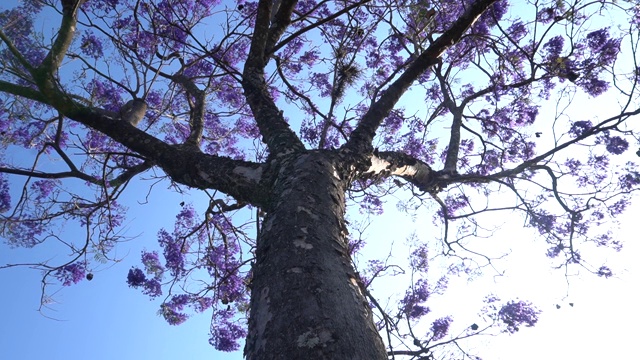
[1,0,639,358]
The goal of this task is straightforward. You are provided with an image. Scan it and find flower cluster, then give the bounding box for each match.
[126,266,162,298]
[161,295,190,325]
[430,316,453,341]
[568,120,593,138]
[498,300,540,333]
[209,308,247,352]
[597,266,613,278]
[54,263,86,286]
[400,279,430,319]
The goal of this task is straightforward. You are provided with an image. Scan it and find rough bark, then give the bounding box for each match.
[244,151,387,360]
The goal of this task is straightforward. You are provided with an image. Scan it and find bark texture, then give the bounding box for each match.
[244,151,387,360]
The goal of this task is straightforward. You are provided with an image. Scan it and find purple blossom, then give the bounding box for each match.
[546,244,564,258]
[597,265,613,278]
[54,263,86,286]
[619,171,640,190]
[431,316,453,341]
[577,77,609,96]
[609,198,628,215]
[30,179,57,201]
[530,212,555,235]
[127,267,146,287]
[158,230,185,277]
[568,120,593,138]
[141,251,165,279]
[79,33,104,59]
[498,300,540,333]
[604,136,628,155]
[360,194,383,215]
[209,309,247,351]
[401,279,430,319]
[193,297,213,313]
[161,303,188,326]
[3,220,45,247]
[507,21,527,40]
[142,279,162,298]
[410,246,429,271]
[585,28,620,67]
[543,36,564,57]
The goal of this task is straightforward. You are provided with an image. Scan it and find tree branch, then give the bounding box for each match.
[33,0,86,96]
[345,0,498,154]
[242,0,305,155]
[362,151,434,191]
[265,0,298,54]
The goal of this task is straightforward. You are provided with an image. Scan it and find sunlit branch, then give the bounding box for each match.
[362,151,434,191]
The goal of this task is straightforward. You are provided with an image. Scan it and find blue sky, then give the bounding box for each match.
[0,175,244,360]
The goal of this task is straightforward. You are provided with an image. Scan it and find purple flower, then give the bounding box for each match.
[577,77,609,96]
[360,194,383,215]
[498,300,540,333]
[141,251,165,279]
[619,171,640,190]
[543,36,564,57]
[568,120,593,138]
[209,309,247,351]
[127,267,146,287]
[158,230,185,277]
[605,136,628,155]
[55,263,86,286]
[410,246,429,271]
[30,179,57,201]
[79,33,104,59]
[597,265,613,278]
[431,316,453,341]
[161,304,188,325]
[143,279,162,298]
[401,279,430,319]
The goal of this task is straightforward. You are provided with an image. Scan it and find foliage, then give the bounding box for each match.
[1,0,639,358]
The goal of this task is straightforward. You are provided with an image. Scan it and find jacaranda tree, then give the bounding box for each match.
[1,0,639,358]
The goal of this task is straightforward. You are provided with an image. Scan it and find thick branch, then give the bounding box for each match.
[65,105,268,205]
[242,0,305,155]
[173,74,206,147]
[443,109,463,173]
[345,0,498,154]
[0,80,47,103]
[362,151,434,191]
[265,0,298,54]
[34,1,86,92]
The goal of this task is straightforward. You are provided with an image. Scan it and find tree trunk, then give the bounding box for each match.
[244,152,387,359]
